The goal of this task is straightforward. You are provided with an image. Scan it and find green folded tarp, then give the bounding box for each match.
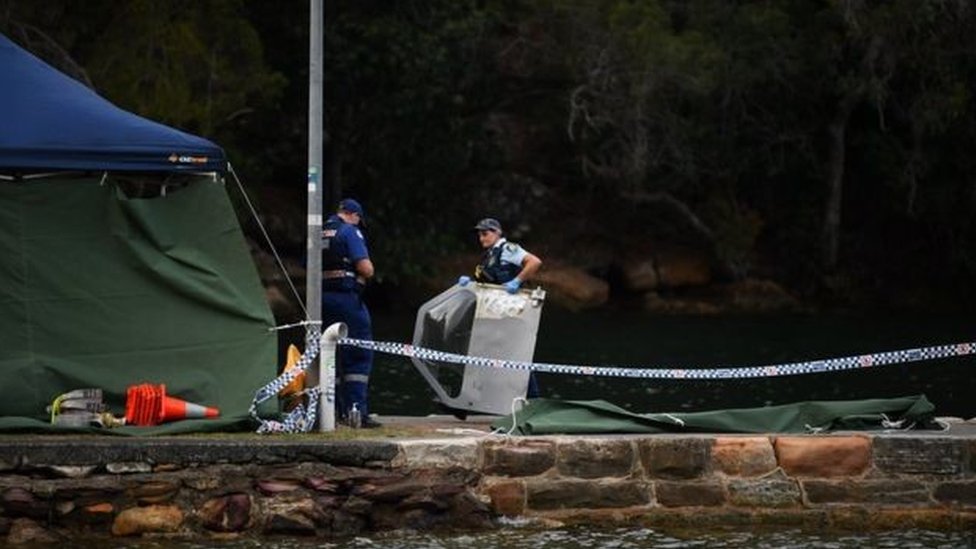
[0,177,277,434]
[492,394,938,435]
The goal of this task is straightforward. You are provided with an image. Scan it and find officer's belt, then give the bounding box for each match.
[324,270,356,280]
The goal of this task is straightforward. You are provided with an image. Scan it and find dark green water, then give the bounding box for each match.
[370,308,976,419]
[64,524,976,548]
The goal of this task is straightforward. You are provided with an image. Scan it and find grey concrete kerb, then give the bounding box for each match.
[0,438,402,469]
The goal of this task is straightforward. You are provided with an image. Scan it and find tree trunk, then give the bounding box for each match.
[820,35,884,273]
[821,114,849,272]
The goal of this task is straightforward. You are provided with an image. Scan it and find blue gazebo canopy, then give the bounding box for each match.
[0,33,225,173]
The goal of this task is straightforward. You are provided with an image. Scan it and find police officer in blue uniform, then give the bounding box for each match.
[458,217,543,397]
[322,198,381,427]
[462,217,542,292]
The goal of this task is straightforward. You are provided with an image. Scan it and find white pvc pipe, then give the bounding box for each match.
[318,322,347,432]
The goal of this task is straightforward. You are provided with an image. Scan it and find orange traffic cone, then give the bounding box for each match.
[124,383,219,426]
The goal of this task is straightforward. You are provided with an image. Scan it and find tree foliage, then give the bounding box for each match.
[4,0,976,308]
[0,0,285,180]
[324,0,508,282]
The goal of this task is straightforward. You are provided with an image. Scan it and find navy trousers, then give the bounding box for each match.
[322,290,373,417]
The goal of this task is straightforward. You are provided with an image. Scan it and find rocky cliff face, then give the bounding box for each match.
[251,239,801,318]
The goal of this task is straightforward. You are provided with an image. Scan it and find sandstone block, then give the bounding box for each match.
[873,438,965,475]
[933,480,976,506]
[7,518,58,544]
[774,436,870,477]
[620,258,659,292]
[534,266,609,309]
[55,500,74,516]
[304,477,339,493]
[642,293,722,315]
[256,479,302,495]
[430,483,465,499]
[723,279,799,312]
[728,478,801,508]
[106,462,151,474]
[639,438,711,479]
[125,480,180,504]
[712,437,776,477]
[199,493,251,532]
[394,440,479,469]
[655,247,712,288]
[262,498,319,536]
[398,492,448,512]
[111,504,183,536]
[655,481,726,507]
[1,487,47,519]
[264,513,316,535]
[971,439,976,473]
[557,439,634,479]
[482,479,525,516]
[76,502,114,525]
[445,491,494,530]
[340,495,373,515]
[526,479,650,510]
[802,479,929,505]
[47,465,98,478]
[362,479,430,503]
[483,440,555,477]
[183,474,222,492]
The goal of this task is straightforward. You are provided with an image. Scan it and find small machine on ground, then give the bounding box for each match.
[411,283,546,417]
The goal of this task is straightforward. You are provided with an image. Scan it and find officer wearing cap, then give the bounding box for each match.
[461,218,542,293]
[458,217,543,397]
[322,198,380,427]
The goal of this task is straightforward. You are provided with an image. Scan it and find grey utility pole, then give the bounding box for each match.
[305,0,329,429]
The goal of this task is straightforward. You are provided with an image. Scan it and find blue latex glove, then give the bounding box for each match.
[457,275,471,287]
[504,278,522,294]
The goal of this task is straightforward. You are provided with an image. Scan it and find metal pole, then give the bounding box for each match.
[306,0,330,429]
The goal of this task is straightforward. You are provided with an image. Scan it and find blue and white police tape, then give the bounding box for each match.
[338,338,976,380]
[250,327,322,433]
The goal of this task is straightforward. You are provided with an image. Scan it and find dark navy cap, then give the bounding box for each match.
[474,218,502,232]
[339,198,365,222]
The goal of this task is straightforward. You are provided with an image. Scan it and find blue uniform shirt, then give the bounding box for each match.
[323,214,369,291]
[495,238,527,267]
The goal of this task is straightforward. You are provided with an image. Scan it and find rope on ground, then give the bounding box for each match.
[338,337,976,380]
[485,396,528,438]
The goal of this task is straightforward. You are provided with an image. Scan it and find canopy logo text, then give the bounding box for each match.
[168,153,209,164]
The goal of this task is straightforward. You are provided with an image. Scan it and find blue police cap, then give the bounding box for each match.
[339,198,365,222]
[474,218,502,232]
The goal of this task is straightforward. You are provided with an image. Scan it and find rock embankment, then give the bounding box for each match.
[479,433,976,528]
[0,429,975,543]
[253,242,801,316]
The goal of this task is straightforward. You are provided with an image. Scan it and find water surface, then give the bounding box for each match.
[71,524,975,548]
[369,309,976,419]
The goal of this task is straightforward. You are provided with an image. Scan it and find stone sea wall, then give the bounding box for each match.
[0,433,974,543]
[478,434,976,529]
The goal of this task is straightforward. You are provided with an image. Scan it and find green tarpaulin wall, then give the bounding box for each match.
[0,176,277,434]
[492,395,938,435]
